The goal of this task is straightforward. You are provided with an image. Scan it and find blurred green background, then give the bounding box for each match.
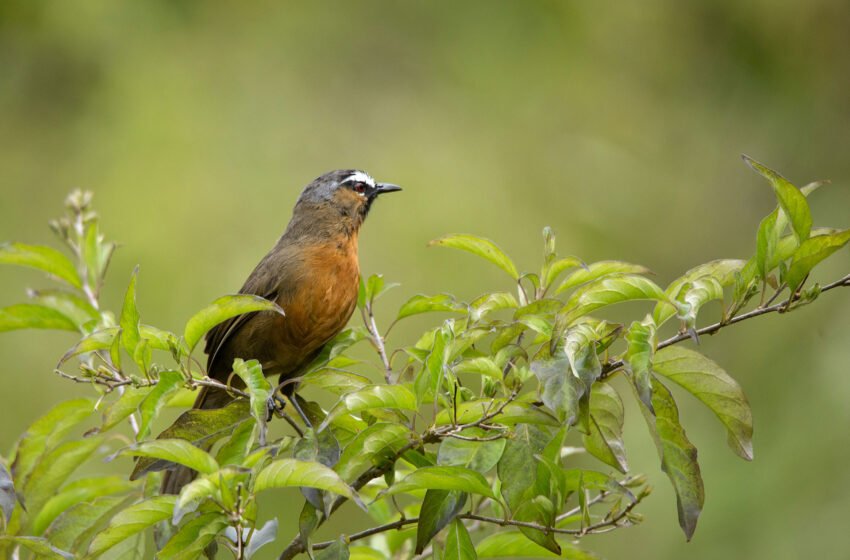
[2,1,850,558]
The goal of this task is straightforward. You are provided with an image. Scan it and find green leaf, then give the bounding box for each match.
[543,256,584,289]
[183,294,284,352]
[444,519,477,560]
[0,304,77,333]
[531,357,583,424]
[11,398,93,485]
[28,289,99,329]
[452,357,502,379]
[429,234,519,279]
[624,320,656,412]
[119,268,142,358]
[385,466,496,499]
[350,547,386,560]
[124,439,219,478]
[562,275,668,323]
[360,274,399,308]
[435,400,559,427]
[129,400,250,479]
[316,537,350,560]
[654,260,746,325]
[469,292,518,319]
[476,531,601,559]
[216,418,256,466]
[785,229,850,292]
[172,476,218,524]
[743,155,812,242]
[416,490,467,554]
[232,358,272,443]
[137,370,183,440]
[255,459,359,502]
[396,294,466,322]
[32,476,132,535]
[47,495,129,553]
[437,429,506,474]
[654,347,753,461]
[582,383,628,473]
[322,384,416,430]
[497,424,549,512]
[756,208,781,280]
[301,368,371,395]
[555,261,651,295]
[335,423,412,481]
[158,511,228,560]
[634,377,704,540]
[86,496,176,557]
[0,242,81,289]
[22,437,104,515]
[0,536,74,560]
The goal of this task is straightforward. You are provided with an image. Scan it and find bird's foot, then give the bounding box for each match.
[266,393,287,422]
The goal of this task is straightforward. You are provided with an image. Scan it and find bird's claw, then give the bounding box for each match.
[266,393,287,422]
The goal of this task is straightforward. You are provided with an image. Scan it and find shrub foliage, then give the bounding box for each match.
[1,157,849,559]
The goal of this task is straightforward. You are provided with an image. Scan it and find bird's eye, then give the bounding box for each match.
[352,182,367,194]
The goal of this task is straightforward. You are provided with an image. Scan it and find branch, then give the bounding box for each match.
[601,272,850,378]
[362,305,394,384]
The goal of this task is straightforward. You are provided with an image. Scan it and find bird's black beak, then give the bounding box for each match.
[374,182,402,195]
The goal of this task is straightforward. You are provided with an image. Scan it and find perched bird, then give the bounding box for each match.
[161,169,401,493]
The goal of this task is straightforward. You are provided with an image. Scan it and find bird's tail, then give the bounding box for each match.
[159,385,234,495]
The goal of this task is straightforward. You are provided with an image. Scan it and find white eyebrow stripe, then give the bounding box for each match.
[342,171,375,187]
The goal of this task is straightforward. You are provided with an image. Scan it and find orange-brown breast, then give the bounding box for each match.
[268,234,360,377]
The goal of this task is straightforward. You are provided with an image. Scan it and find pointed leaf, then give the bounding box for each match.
[124,439,219,479]
[654,260,745,325]
[0,304,77,333]
[86,496,176,557]
[23,437,104,515]
[11,398,93,485]
[445,519,477,560]
[158,511,228,560]
[183,294,284,352]
[47,495,129,553]
[119,268,141,357]
[634,377,704,540]
[322,385,416,430]
[543,256,584,289]
[32,476,132,535]
[255,459,358,501]
[137,370,183,440]
[497,424,549,511]
[0,536,73,560]
[438,429,506,474]
[582,383,628,473]
[0,243,81,289]
[385,466,496,499]
[785,229,850,292]
[335,423,412,481]
[624,321,656,412]
[555,261,651,295]
[476,531,601,559]
[429,234,518,279]
[743,155,812,242]
[416,490,467,554]
[531,357,582,424]
[396,294,466,322]
[654,347,753,461]
[435,400,558,427]
[562,275,668,323]
[232,359,272,443]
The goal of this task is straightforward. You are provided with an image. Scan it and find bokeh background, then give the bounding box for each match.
[2,1,850,558]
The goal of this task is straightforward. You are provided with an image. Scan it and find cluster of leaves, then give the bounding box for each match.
[1,157,849,560]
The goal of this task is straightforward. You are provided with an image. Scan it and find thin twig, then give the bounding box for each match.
[362,305,394,383]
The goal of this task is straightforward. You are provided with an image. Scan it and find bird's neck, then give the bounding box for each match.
[283,202,363,243]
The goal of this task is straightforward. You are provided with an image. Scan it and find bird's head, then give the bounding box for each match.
[295,169,402,230]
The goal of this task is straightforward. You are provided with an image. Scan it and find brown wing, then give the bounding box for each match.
[203,244,298,380]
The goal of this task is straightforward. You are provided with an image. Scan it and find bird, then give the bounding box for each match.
[160,169,401,494]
